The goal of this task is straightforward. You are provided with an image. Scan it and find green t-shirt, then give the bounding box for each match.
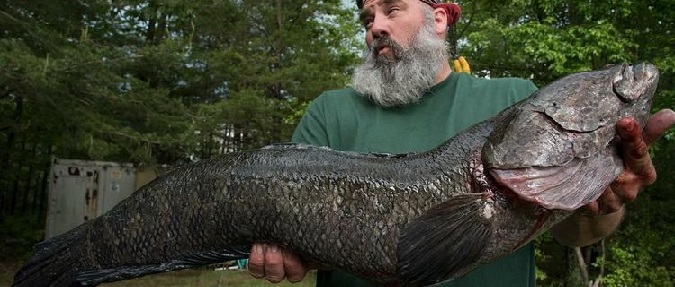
[291,72,539,287]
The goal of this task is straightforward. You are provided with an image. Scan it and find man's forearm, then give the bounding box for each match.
[551,207,625,247]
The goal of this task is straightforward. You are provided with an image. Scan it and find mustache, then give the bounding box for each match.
[371,37,405,58]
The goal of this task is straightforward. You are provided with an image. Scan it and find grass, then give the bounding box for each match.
[1,263,317,287]
[1,261,23,287]
[102,269,318,287]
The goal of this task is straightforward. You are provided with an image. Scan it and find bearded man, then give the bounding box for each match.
[247,1,675,286]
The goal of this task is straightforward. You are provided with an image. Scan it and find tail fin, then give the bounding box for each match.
[12,225,86,287]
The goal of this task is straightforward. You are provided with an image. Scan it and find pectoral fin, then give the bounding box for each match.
[397,194,492,286]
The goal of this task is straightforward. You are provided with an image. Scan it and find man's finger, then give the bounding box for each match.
[263,244,285,283]
[582,187,625,216]
[248,244,265,279]
[283,249,308,283]
[613,184,638,204]
[643,109,675,144]
[583,201,600,215]
[616,118,656,183]
[617,117,648,159]
[597,188,622,214]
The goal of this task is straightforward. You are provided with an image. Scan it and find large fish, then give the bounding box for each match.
[13,64,659,287]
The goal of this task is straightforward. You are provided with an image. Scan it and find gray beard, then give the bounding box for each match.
[351,15,448,107]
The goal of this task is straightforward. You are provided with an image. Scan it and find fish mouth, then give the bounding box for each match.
[613,63,659,102]
[489,152,622,210]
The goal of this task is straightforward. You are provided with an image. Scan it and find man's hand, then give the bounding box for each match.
[552,109,675,246]
[584,109,675,215]
[248,243,311,283]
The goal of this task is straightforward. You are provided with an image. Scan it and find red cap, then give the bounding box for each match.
[356,1,461,26]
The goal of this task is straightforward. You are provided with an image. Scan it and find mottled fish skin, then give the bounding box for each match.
[485,64,658,210]
[12,64,659,287]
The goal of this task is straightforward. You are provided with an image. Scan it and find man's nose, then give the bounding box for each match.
[371,15,389,39]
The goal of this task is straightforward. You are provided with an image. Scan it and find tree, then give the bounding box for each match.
[0,0,360,261]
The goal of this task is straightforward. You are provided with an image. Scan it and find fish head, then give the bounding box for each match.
[483,63,659,210]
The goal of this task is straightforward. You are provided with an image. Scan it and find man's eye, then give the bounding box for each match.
[388,6,401,14]
[363,19,373,29]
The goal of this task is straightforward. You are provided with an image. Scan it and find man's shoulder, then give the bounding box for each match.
[487,76,537,91]
[456,73,537,91]
[293,87,369,146]
[307,87,372,112]
[447,74,538,104]
[314,87,361,103]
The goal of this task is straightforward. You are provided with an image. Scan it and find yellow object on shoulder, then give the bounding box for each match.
[458,56,471,73]
[452,56,471,74]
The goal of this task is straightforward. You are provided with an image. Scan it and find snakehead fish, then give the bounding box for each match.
[13,64,659,287]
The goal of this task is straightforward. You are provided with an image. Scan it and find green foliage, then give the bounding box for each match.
[455,0,674,84]
[0,0,360,166]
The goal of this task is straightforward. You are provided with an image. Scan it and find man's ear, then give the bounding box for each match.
[432,7,448,36]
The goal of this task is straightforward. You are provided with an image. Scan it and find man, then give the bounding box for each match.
[248,0,675,286]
